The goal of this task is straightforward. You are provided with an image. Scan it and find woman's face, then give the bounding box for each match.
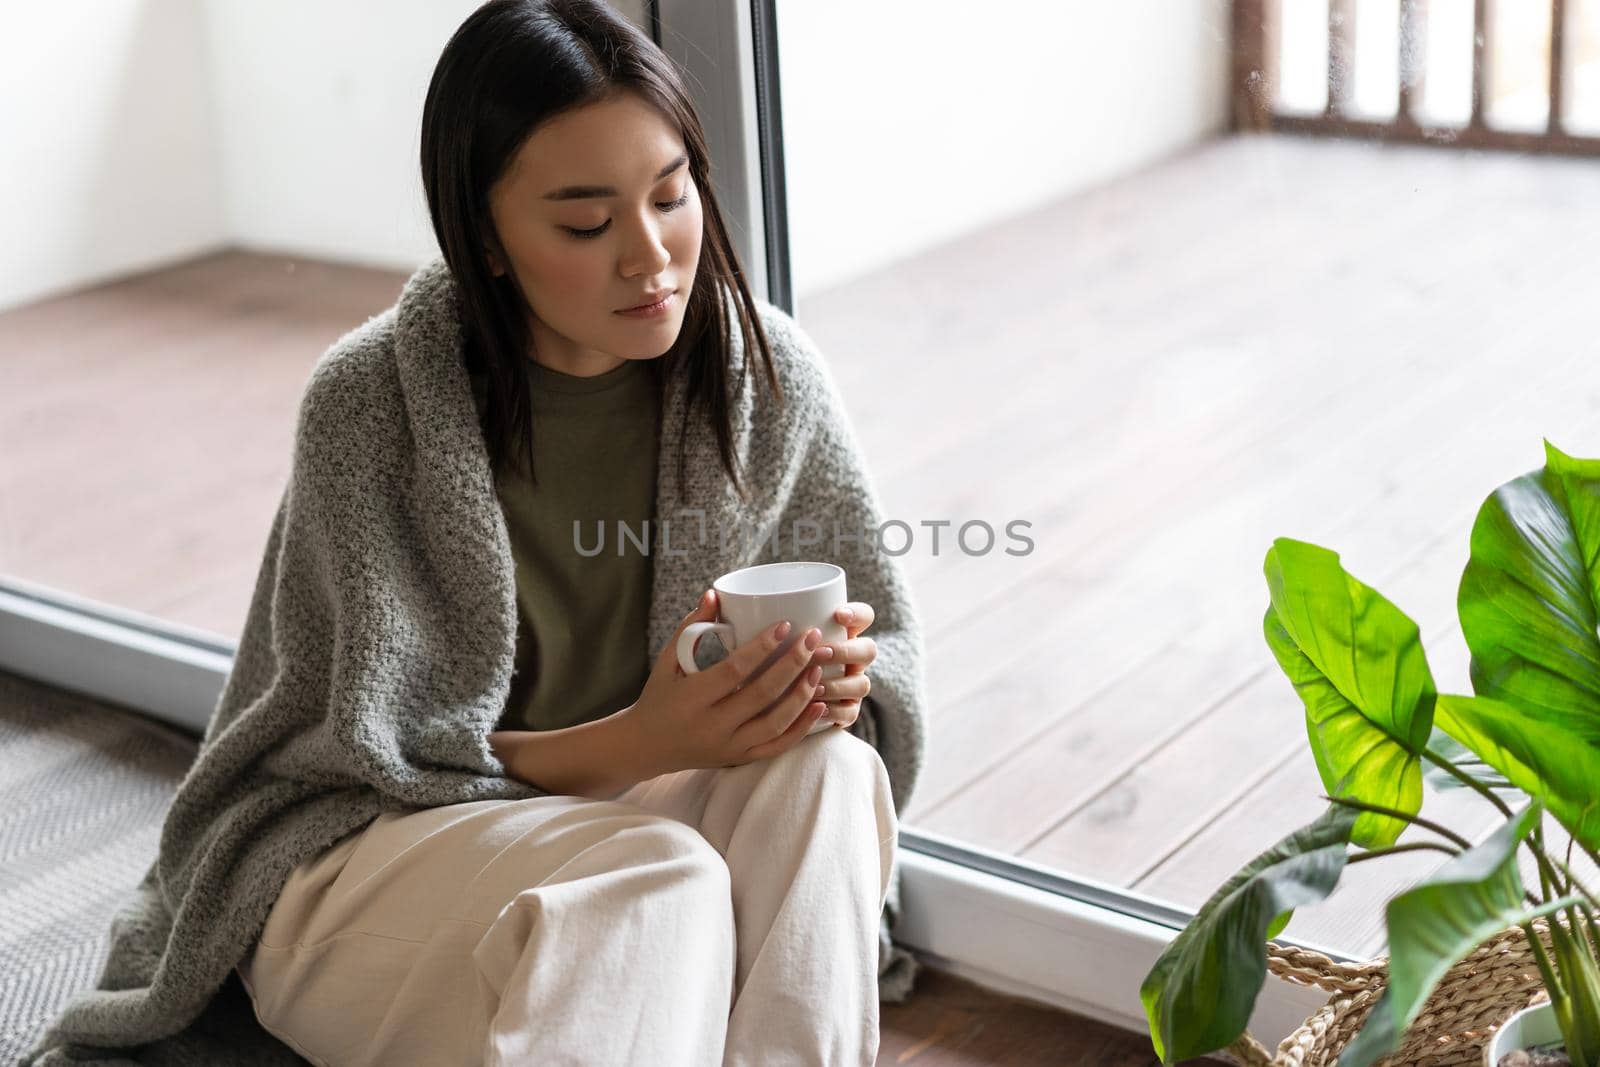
[485,91,704,378]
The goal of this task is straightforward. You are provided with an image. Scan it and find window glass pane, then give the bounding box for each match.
[1,2,654,641]
[777,0,1600,958]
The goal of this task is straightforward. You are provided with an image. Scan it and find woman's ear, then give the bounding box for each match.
[481,228,507,278]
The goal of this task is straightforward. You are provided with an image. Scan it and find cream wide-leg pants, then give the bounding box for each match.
[235,726,899,1067]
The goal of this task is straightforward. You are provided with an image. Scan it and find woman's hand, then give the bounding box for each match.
[821,601,876,729]
[622,589,837,774]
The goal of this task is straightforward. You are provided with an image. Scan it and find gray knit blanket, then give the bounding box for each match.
[21,258,928,1064]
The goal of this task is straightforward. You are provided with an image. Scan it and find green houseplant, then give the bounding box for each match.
[1140,440,1600,1067]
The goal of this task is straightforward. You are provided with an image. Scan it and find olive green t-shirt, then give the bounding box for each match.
[470,355,660,733]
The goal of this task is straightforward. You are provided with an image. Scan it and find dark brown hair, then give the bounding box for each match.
[420,0,784,502]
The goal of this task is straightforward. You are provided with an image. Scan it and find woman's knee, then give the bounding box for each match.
[594,804,731,891]
[780,727,891,798]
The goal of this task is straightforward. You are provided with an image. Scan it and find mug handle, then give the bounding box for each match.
[678,621,738,675]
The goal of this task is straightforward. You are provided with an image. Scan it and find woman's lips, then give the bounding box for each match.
[617,291,674,317]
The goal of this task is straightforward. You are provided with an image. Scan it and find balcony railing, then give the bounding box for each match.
[1232,0,1600,154]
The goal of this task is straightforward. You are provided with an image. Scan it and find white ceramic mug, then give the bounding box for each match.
[677,562,849,734]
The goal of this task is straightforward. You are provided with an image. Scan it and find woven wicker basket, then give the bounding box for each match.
[1218,920,1565,1067]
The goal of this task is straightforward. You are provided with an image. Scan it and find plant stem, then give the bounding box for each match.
[1319,793,1474,850]
[1580,902,1600,974]
[1421,746,1515,819]
[1347,842,1462,865]
[1547,854,1600,911]
[1534,823,1557,902]
[1568,902,1592,986]
[1546,919,1600,1067]
[1527,824,1587,918]
[1544,913,1600,1061]
[1524,919,1567,1003]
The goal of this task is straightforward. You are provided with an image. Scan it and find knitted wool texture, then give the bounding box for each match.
[22,257,929,1065]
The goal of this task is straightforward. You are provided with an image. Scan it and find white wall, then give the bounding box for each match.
[199,0,484,275]
[204,0,651,273]
[777,0,1235,300]
[0,1,226,311]
[0,0,649,313]
[1,0,1227,312]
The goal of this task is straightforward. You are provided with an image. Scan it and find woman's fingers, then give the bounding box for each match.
[834,601,875,634]
[820,671,871,703]
[717,627,824,719]
[823,635,876,667]
[694,619,800,701]
[736,670,827,757]
[825,699,861,729]
[742,704,827,761]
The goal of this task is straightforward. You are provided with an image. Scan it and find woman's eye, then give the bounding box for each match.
[563,191,691,239]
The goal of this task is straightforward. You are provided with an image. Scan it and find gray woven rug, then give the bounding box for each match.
[0,668,198,1064]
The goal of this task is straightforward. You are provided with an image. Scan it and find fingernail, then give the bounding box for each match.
[804,628,821,650]
[775,620,791,640]
[839,608,854,622]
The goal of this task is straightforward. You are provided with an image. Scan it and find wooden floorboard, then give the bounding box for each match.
[0,251,409,628]
[901,318,1592,854]
[4,132,1599,973]
[878,966,1229,1065]
[887,144,1597,819]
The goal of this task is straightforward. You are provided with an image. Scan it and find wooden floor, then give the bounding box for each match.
[798,130,1600,955]
[0,255,405,624]
[878,965,1226,1065]
[5,129,1600,971]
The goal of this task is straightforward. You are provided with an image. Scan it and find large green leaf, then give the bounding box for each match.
[1422,725,1514,793]
[1427,726,1510,793]
[1435,693,1600,852]
[1339,800,1582,1067]
[1263,538,1435,848]
[1457,440,1600,743]
[1141,803,1359,1063]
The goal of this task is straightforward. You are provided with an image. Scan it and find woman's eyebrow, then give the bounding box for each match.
[542,153,688,201]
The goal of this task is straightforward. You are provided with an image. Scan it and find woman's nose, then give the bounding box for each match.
[620,218,671,275]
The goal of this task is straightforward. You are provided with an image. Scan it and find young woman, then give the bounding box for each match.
[22,2,927,1065]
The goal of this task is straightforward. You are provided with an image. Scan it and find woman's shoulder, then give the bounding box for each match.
[303,305,401,407]
[291,304,405,470]
[302,255,458,420]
